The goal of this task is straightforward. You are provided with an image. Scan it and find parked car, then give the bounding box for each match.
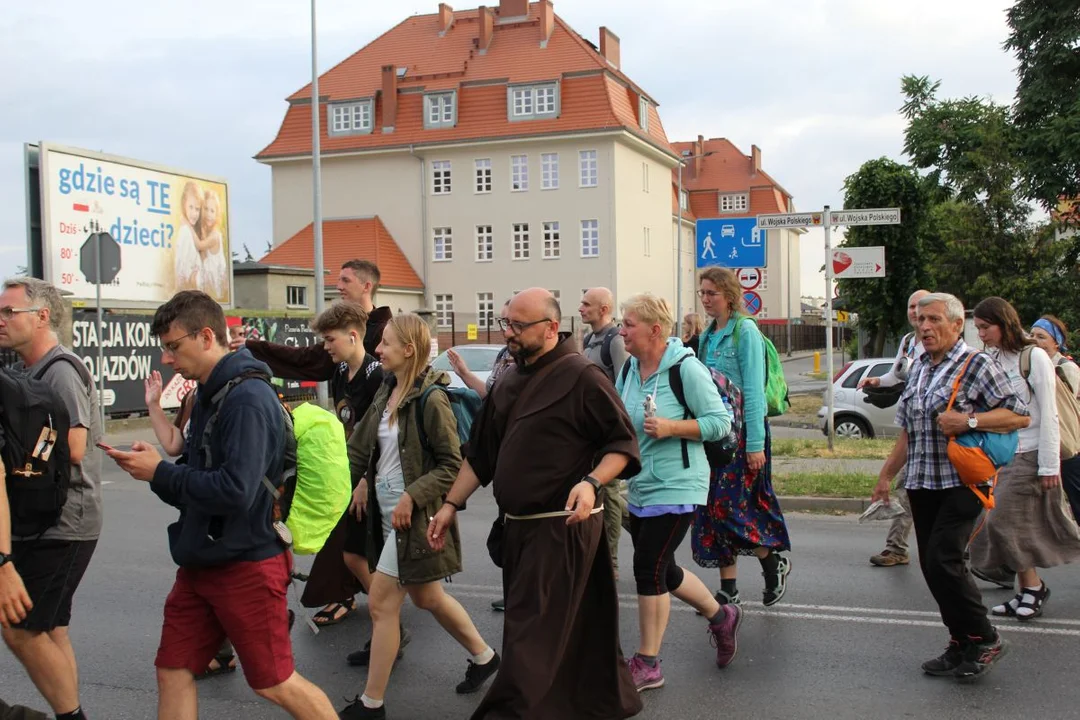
[431,344,504,389]
[817,358,901,439]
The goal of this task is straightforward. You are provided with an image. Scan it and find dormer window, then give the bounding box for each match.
[638,96,649,132]
[330,100,373,135]
[425,92,456,129]
[508,82,560,121]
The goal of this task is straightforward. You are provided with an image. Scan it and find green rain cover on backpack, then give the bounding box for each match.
[734,317,790,417]
[285,403,352,554]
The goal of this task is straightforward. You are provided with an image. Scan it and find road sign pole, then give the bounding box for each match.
[824,205,835,450]
[786,233,792,357]
[93,225,105,428]
[676,162,683,337]
[310,0,328,407]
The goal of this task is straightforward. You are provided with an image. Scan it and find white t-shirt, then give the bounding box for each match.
[991,346,1061,476]
[174,224,202,290]
[375,407,404,480]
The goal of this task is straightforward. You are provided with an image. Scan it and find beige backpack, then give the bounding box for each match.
[1020,346,1080,461]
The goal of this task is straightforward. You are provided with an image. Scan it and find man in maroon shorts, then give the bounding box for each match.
[108,291,336,719]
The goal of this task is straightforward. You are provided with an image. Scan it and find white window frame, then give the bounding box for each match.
[474,158,492,194]
[424,92,456,129]
[510,155,529,192]
[642,162,650,193]
[475,225,493,262]
[542,221,561,259]
[579,150,598,188]
[720,192,749,213]
[434,294,454,328]
[512,223,530,260]
[285,285,308,308]
[477,292,495,329]
[580,219,599,258]
[329,100,373,135]
[643,226,651,257]
[433,227,453,262]
[680,189,689,210]
[638,96,649,131]
[508,82,560,121]
[432,160,452,195]
[541,153,559,190]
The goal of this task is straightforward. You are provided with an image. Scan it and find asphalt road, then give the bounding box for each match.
[4,459,1079,719]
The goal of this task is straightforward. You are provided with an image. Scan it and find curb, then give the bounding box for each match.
[778,496,868,514]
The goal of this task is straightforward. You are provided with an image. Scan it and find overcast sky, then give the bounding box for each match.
[0,0,1019,299]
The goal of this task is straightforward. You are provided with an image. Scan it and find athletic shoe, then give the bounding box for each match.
[762,555,792,606]
[971,565,1015,589]
[921,638,965,676]
[954,636,1009,683]
[338,697,386,719]
[491,598,505,612]
[627,655,665,692]
[869,549,910,567]
[708,604,743,668]
[346,627,411,667]
[456,652,501,694]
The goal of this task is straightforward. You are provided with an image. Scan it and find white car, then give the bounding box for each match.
[431,344,505,389]
[721,225,736,237]
[817,358,902,439]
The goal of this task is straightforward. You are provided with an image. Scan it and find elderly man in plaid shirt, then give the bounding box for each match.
[872,293,1029,682]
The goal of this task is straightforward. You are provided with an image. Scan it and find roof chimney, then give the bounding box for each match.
[478,6,494,53]
[498,0,528,19]
[599,27,621,69]
[381,64,398,132]
[751,144,761,175]
[539,0,554,47]
[695,135,704,176]
[438,3,454,35]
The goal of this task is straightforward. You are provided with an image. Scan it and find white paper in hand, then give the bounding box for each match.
[859,499,907,524]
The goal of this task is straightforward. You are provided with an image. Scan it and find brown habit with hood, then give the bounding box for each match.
[466,337,643,720]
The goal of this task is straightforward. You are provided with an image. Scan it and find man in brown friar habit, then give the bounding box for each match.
[429,287,643,719]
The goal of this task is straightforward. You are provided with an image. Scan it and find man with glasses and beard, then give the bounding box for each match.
[429,288,643,719]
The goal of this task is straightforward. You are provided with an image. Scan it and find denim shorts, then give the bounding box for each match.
[375,473,406,578]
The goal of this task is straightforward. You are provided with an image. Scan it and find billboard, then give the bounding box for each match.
[37,144,232,307]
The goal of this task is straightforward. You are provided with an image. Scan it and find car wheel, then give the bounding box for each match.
[834,416,871,440]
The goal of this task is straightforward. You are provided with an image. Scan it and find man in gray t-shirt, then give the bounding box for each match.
[0,277,100,720]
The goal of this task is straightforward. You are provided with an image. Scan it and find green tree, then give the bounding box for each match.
[838,158,935,356]
[1005,0,1080,212]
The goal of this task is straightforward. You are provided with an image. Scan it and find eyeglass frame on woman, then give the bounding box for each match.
[696,290,722,299]
[0,306,42,321]
[497,317,554,335]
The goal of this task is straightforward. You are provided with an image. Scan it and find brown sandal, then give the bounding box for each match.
[195,651,237,680]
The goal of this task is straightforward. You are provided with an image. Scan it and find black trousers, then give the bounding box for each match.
[1062,455,1080,522]
[907,487,994,641]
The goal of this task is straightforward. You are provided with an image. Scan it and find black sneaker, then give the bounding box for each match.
[921,638,965,676]
[971,565,1015,589]
[338,696,386,719]
[491,598,505,612]
[762,555,792,607]
[954,636,1009,683]
[346,626,411,667]
[455,652,501,694]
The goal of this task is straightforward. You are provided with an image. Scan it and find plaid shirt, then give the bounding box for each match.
[896,339,1028,491]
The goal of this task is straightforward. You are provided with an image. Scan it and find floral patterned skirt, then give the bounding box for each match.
[691,422,791,568]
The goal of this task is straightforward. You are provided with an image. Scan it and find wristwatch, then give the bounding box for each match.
[582,475,603,495]
[0,551,11,569]
[967,413,979,430]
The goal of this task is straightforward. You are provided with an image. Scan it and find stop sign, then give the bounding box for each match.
[80,232,122,284]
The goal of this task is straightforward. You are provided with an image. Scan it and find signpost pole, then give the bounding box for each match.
[786,232,792,357]
[94,224,105,428]
[824,205,835,450]
[676,162,683,337]
[310,0,328,406]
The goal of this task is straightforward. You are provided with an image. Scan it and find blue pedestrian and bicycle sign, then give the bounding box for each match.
[696,217,767,269]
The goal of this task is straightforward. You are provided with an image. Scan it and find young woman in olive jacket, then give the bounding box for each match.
[340,314,498,719]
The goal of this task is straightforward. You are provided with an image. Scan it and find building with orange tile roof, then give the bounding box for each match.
[670,136,803,324]
[257,0,682,331]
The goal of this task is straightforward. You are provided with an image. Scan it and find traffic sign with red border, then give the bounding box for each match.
[738,267,762,291]
[742,290,763,316]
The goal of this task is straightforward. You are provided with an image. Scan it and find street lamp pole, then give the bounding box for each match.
[675,151,713,338]
[310,0,328,406]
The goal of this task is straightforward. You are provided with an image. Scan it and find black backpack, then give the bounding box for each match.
[0,355,92,537]
[584,325,620,379]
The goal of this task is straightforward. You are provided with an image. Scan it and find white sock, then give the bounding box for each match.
[472,646,495,665]
[361,694,384,709]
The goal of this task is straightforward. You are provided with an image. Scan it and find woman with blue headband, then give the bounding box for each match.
[1031,315,1080,522]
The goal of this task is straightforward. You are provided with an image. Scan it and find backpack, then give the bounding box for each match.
[201,371,298,545]
[0,354,92,538]
[733,317,790,417]
[416,385,483,450]
[622,357,741,470]
[584,325,620,379]
[1019,346,1080,461]
[285,402,352,554]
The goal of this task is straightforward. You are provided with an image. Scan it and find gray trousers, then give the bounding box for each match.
[603,480,629,573]
[884,471,913,555]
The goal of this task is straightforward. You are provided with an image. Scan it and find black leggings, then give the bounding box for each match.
[629,512,693,596]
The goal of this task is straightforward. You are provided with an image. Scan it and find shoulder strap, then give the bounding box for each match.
[945,353,979,415]
[34,353,93,390]
[619,359,632,386]
[201,371,277,491]
[414,384,446,453]
[600,327,616,371]
[667,357,692,470]
[1019,345,1034,380]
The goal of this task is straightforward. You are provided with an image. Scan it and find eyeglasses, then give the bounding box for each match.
[161,331,200,354]
[0,306,41,321]
[696,290,722,299]
[497,317,554,335]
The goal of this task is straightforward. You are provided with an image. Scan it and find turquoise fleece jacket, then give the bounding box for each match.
[616,338,732,508]
[697,315,767,452]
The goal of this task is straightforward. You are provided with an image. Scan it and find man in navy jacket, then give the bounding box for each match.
[109,291,336,720]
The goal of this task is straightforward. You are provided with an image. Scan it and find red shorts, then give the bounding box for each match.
[155,553,295,690]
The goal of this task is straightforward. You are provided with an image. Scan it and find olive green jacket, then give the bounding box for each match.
[347,368,463,584]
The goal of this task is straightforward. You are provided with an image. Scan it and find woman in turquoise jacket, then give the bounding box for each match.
[615,293,740,692]
[691,267,792,608]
